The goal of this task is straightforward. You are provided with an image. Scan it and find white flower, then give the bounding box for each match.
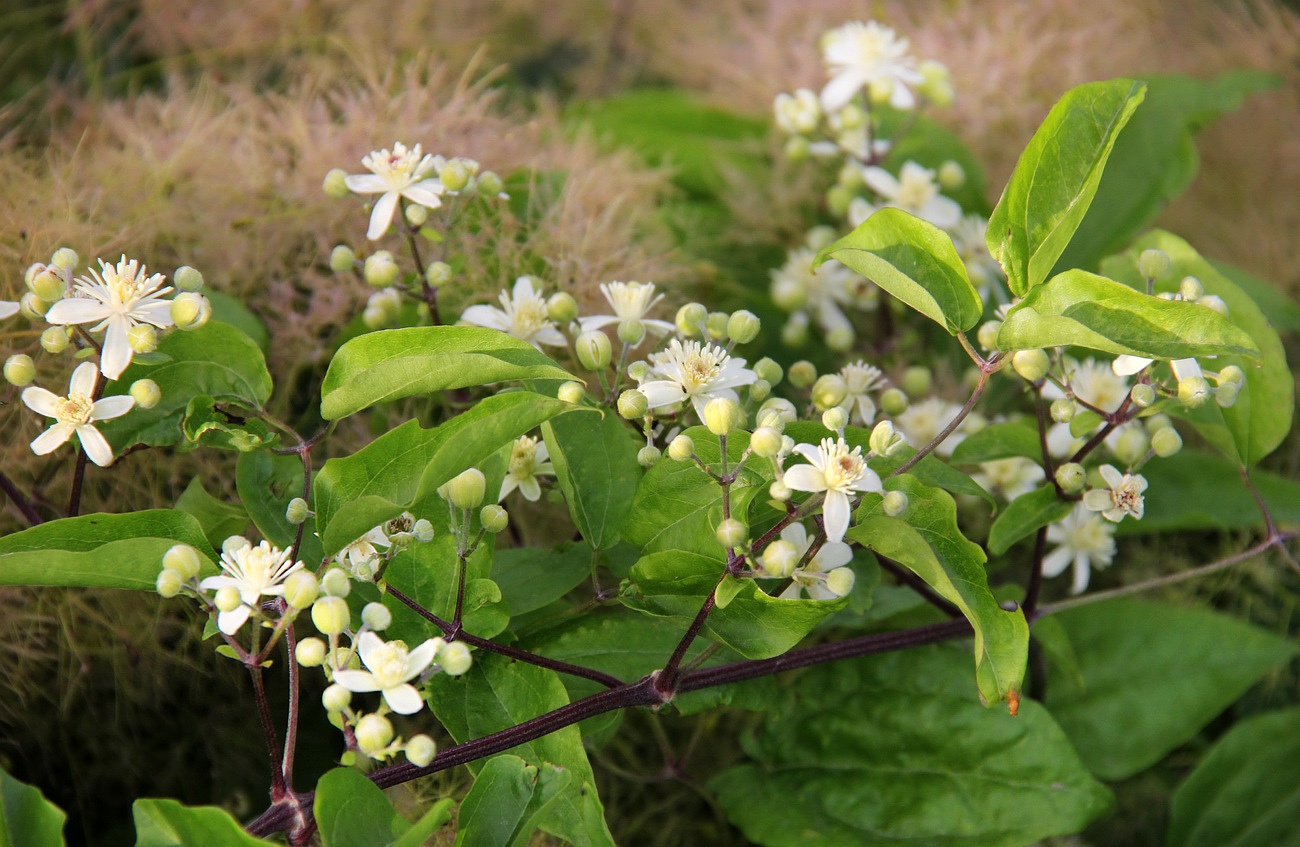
[860,162,962,229]
[1044,505,1116,594]
[820,21,923,112]
[638,339,758,420]
[770,246,861,338]
[199,539,305,635]
[21,361,134,467]
[895,397,969,457]
[461,277,566,349]
[499,435,555,501]
[774,89,822,134]
[838,360,887,426]
[973,457,1045,501]
[773,522,855,600]
[1082,464,1147,523]
[44,256,174,380]
[950,214,1003,299]
[783,437,883,543]
[1044,358,1129,414]
[332,631,442,715]
[577,281,674,337]
[0,300,18,320]
[335,525,392,581]
[345,142,446,240]
[1112,354,1202,381]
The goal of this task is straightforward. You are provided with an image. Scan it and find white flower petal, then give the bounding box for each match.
[21,386,62,417]
[783,465,828,494]
[460,304,510,331]
[519,476,542,501]
[76,424,115,467]
[70,361,99,397]
[820,72,867,112]
[406,639,442,676]
[345,174,389,194]
[217,605,252,635]
[45,298,113,325]
[813,541,853,571]
[31,423,75,455]
[401,182,445,209]
[100,317,132,380]
[383,683,425,715]
[822,491,852,543]
[366,191,400,240]
[357,631,384,669]
[1040,547,1073,579]
[332,670,381,693]
[0,301,18,319]
[91,395,135,421]
[863,166,901,199]
[1111,355,1151,377]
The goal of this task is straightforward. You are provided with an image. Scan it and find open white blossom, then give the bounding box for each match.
[577,281,674,337]
[1083,464,1147,523]
[770,246,859,338]
[895,397,970,457]
[838,360,888,425]
[21,361,134,467]
[332,631,442,715]
[638,339,758,420]
[1045,358,1130,414]
[974,457,1045,501]
[774,522,855,600]
[461,277,566,349]
[199,539,305,635]
[856,162,962,229]
[783,437,883,543]
[774,89,821,134]
[1044,505,1116,594]
[345,142,445,240]
[335,524,393,581]
[819,21,923,112]
[44,256,174,380]
[499,435,555,501]
[1112,354,1202,381]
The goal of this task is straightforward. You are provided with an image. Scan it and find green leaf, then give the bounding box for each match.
[454,756,571,847]
[622,427,771,557]
[948,421,1043,465]
[0,510,216,590]
[320,327,575,420]
[383,537,506,644]
[174,477,249,549]
[98,322,273,450]
[236,451,323,567]
[314,393,572,556]
[987,485,1072,555]
[710,644,1113,847]
[848,476,1028,708]
[1053,71,1278,275]
[988,78,1147,296]
[393,800,454,847]
[314,768,405,847]
[996,269,1260,360]
[816,207,983,334]
[205,290,270,352]
[1,766,65,847]
[491,543,593,617]
[1167,706,1300,847]
[541,410,642,550]
[1102,230,1292,466]
[1211,258,1300,334]
[132,799,273,847]
[620,550,847,660]
[180,396,278,452]
[1045,598,1298,780]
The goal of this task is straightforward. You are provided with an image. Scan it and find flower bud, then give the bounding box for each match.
[361,602,392,631]
[363,251,399,287]
[727,310,761,344]
[40,326,71,354]
[870,420,906,456]
[403,202,432,228]
[783,136,811,161]
[937,159,965,190]
[447,467,487,509]
[785,361,816,389]
[1179,275,1204,301]
[412,518,434,543]
[322,684,351,712]
[715,518,746,548]
[1114,428,1150,466]
[156,568,183,598]
[821,407,848,432]
[705,311,729,341]
[977,320,1001,352]
[296,637,327,667]
[214,585,242,613]
[1011,349,1050,381]
[283,571,319,610]
[51,247,78,269]
[1138,249,1170,281]
[171,265,204,292]
[704,397,743,435]
[1197,294,1228,317]
[406,734,436,767]
[321,567,351,597]
[1129,383,1156,408]
[666,434,695,462]
[4,354,35,386]
[1049,398,1075,423]
[759,539,799,578]
[222,534,250,557]
[627,361,649,382]
[900,366,932,398]
[440,160,472,192]
[880,388,908,416]
[1216,364,1243,388]
[355,713,395,754]
[675,303,707,336]
[1215,382,1239,408]
[544,291,577,323]
[19,292,50,320]
[329,245,357,273]
[557,381,585,404]
[811,374,848,410]
[28,268,65,302]
[439,641,473,676]
[749,379,771,402]
[611,391,645,422]
[311,595,351,635]
[322,168,349,198]
[480,504,509,533]
[1151,426,1182,457]
[781,317,809,347]
[1055,462,1086,493]
[283,497,310,526]
[617,319,646,346]
[769,480,792,501]
[829,325,857,352]
[170,292,210,329]
[1178,376,1211,408]
[416,261,450,289]
[751,358,782,387]
[161,544,203,581]
[826,566,856,597]
[637,445,662,467]
[478,171,504,197]
[746,426,781,458]
[127,324,158,354]
[576,331,612,370]
[882,490,909,517]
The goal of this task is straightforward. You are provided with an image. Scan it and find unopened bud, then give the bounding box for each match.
[322,168,349,198]
[361,602,392,631]
[1138,249,1170,281]
[637,445,662,467]
[769,480,792,501]
[667,434,695,461]
[1178,275,1204,301]
[675,303,707,336]
[363,251,399,287]
[784,136,811,161]
[156,568,183,598]
[627,361,649,382]
[546,292,577,323]
[170,292,209,329]
[222,535,250,557]
[311,595,351,635]
[880,388,908,416]
[705,311,729,341]
[557,381,585,404]
[330,245,356,273]
[321,567,351,597]
[1218,365,1244,388]
[296,637,327,667]
[355,713,395,754]
[283,571,319,610]
[19,292,50,320]
[704,397,743,435]
[576,331,611,370]
[901,366,932,398]
[51,247,78,269]
[781,317,809,347]
[406,734,436,767]
[759,539,799,578]
[1129,383,1156,408]
[322,684,351,712]
[1151,427,1182,457]
[173,265,204,292]
[438,641,473,676]
[214,585,242,613]
[616,389,646,420]
[440,160,472,192]
[1012,349,1049,381]
[1215,382,1240,408]
[1178,376,1211,408]
[447,468,487,509]
[826,326,854,352]
[749,378,771,402]
[1114,428,1150,466]
[423,260,451,287]
[812,374,848,410]
[882,490,909,517]
[750,426,783,457]
[977,320,1001,352]
[759,398,797,426]
[727,310,761,344]
[938,160,965,190]
[28,269,65,302]
[822,407,848,432]
[754,357,783,385]
[286,497,310,525]
[1050,398,1076,423]
[825,566,856,597]
[4,354,35,386]
[478,171,504,197]
[771,276,808,312]
[715,518,746,548]
[870,420,906,456]
[127,324,158,354]
[617,319,646,346]
[413,518,434,543]
[163,544,203,580]
[1197,294,1228,316]
[1055,462,1086,493]
[480,504,509,533]
[918,59,954,106]
[40,326,71,354]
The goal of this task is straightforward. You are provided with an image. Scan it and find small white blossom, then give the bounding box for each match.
[856,162,962,229]
[973,457,1046,501]
[335,525,392,581]
[1044,358,1129,415]
[332,631,442,715]
[199,539,305,635]
[819,21,923,112]
[1044,505,1116,594]
[772,522,855,600]
[1112,354,1202,382]
[21,361,134,467]
[1082,464,1147,523]
[461,277,566,349]
[577,281,674,337]
[770,246,861,339]
[0,300,18,320]
[774,89,822,134]
[345,142,446,240]
[895,397,970,457]
[638,339,758,420]
[499,435,555,501]
[837,360,888,426]
[783,437,883,543]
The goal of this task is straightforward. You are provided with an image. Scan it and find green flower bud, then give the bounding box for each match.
[787,361,816,389]
[546,292,577,323]
[28,268,65,302]
[321,567,351,598]
[51,247,78,269]
[285,497,311,525]
[1114,428,1150,466]
[811,374,848,410]
[617,319,646,346]
[296,637,327,667]
[355,713,395,754]
[675,303,707,336]
[704,397,743,435]
[1178,376,1211,408]
[447,467,487,509]
[1138,249,1170,281]
[283,571,319,610]
[705,311,729,341]
[637,445,662,467]
[1179,275,1204,301]
[404,202,429,227]
[937,160,966,190]
[1011,349,1050,381]
[480,504,509,534]
[440,160,471,191]
[822,407,848,432]
[170,292,209,329]
[1215,382,1240,408]
[576,331,612,370]
[362,306,387,330]
[750,426,783,457]
[221,535,250,558]
[627,361,649,382]
[413,518,434,543]
[214,585,242,613]
[361,602,392,631]
[363,251,399,287]
[667,434,695,461]
[1129,383,1156,408]
[823,566,854,598]
[754,357,783,385]
[329,245,356,273]
[321,683,351,712]
[759,397,797,426]
[156,568,183,598]
[769,480,792,501]
[977,320,1001,352]
[40,326,71,354]
[1197,294,1228,317]
[406,734,436,767]
[618,389,648,419]
[747,379,770,402]
[439,640,473,676]
[311,595,350,635]
[163,544,203,580]
[826,327,855,353]
[172,265,204,292]
[882,490,909,517]
[1218,365,1245,388]
[760,539,799,578]
[127,323,158,354]
[727,310,761,344]
[478,171,504,196]
[900,366,932,398]
[880,388,908,416]
[783,136,811,161]
[1050,398,1076,423]
[557,381,585,404]
[1054,462,1086,494]
[715,518,746,549]
[19,292,50,320]
[4,354,35,386]
[1151,426,1183,457]
[419,261,450,288]
[322,167,349,198]
[919,60,954,105]
[869,420,906,456]
[781,317,809,347]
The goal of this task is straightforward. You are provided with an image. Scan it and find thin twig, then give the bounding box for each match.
[0,470,42,525]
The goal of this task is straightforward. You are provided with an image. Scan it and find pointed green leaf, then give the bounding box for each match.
[174,477,249,549]
[988,485,1073,555]
[133,799,273,847]
[949,421,1044,465]
[541,409,642,550]
[988,79,1147,295]
[1,766,65,847]
[236,451,323,567]
[454,756,571,847]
